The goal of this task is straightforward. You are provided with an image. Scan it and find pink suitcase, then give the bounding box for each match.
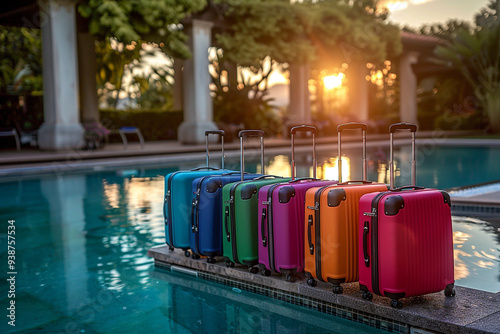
[258,125,337,281]
[358,123,455,308]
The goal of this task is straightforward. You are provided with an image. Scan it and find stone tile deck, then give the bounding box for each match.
[148,245,500,334]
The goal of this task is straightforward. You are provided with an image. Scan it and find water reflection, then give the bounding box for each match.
[452,217,500,293]
[153,270,383,334]
[0,144,499,331]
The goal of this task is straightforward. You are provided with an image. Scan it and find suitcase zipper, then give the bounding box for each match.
[313,185,332,282]
[192,176,208,256]
[266,183,282,273]
[370,192,387,296]
[165,171,181,247]
[228,181,245,264]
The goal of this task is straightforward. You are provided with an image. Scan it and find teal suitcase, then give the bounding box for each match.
[164,130,230,256]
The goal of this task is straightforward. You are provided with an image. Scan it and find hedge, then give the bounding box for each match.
[100,109,183,142]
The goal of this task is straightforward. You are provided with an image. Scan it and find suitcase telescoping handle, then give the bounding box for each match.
[205,130,225,169]
[239,130,265,181]
[389,122,417,190]
[290,125,317,180]
[337,122,367,183]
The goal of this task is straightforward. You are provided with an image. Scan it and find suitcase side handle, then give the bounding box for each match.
[190,166,219,171]
[290,125,317,180]
[389,122,417,189]
[363,221,370,267]
[391,186,425,192]
[206,130,225,169]
[338,180,372,186]
[261,208,267,247]
[337,122,367,183]
[239,130,265,181]
[289,177,319,183]
[224,206,230,242]
[307,215,314,255]
[253,175,281,181]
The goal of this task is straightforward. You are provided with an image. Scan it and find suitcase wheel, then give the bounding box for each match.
[207,257,216,264]
[184,250,191,257]
[332,285,343,294]
[362,291,373,301]
[191,253,200,260]
[390,300,402,309]
[168,246,174,251]
[260,269,271,276]
[285,274,296,283]
[249,266,259,274]
[225,261,235,268]
[307,278,317,287]
[444,288,456,297]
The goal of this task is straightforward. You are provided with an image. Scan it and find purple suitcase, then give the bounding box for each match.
[258,125,338,281]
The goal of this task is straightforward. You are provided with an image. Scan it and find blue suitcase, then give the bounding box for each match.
[164,130,231,256]
[189,172,260,263]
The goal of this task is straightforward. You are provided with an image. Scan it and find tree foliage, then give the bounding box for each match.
[434,0,500,131]
[216,0,401,68]
[0,26,43,94]
[78,0,207,58]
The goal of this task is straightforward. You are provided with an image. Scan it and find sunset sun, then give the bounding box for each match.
[323,73,345,89]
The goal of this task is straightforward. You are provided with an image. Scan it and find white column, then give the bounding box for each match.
[173,59,183,110]
[38,0,84,150]
[399,51,420,125]
[287,64,311,128]
[348,64,369,121]
[178,19,218,144]
[78,32,99,124]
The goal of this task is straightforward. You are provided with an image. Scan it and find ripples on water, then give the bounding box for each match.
[0,145,498,332]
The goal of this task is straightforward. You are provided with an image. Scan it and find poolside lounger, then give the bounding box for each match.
[358,123,455,308]
[257,125,337,282]
[304,123,388,293]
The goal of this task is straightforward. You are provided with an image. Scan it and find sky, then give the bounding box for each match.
[382,0,491,28]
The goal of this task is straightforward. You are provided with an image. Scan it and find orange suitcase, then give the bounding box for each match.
[304,123,388,293]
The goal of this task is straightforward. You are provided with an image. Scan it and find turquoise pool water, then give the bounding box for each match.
[0,145,499,332]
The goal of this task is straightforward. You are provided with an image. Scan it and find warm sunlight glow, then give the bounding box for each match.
[316,157,350,181]
[324,73,345,90]
[266,155,292,178]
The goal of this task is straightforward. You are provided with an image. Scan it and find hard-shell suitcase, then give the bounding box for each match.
[164,130,230,256]
[222,130,290,272]
[189,172,260,263]
[304,123,388,293]
[258,125,337,281]
[358,123,455,308]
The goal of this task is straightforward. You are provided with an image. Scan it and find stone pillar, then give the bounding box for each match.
[77,32,99,125]
[173,59,183,110]
[177,19,218,144]
[399,51,420,125]
[287,64,311,131]
[348,64,369,121]
[38,0,84,150]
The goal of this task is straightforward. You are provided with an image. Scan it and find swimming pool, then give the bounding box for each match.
[0,144,498,332]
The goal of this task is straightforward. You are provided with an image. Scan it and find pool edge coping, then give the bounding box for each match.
[148,245,500,334]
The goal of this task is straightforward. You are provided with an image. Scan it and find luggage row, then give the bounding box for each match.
[163,123,455,308]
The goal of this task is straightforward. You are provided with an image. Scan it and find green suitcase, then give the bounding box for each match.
[222,130,290,272]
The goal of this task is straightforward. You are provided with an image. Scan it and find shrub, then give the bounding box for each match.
[100,109,183,142]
